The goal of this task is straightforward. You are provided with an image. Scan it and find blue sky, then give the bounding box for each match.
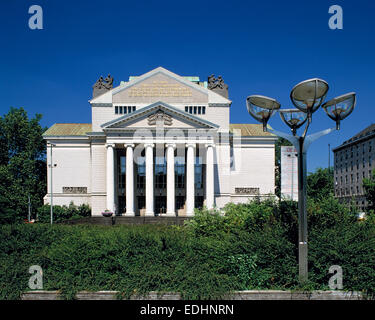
[1,0,374,172]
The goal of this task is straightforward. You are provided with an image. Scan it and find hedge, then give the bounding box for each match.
[1,197,374,300]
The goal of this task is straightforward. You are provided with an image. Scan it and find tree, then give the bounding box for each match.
[0,107,47,224]
[363,169,375,212]
[275,137,292,198]
[307,167,334,200]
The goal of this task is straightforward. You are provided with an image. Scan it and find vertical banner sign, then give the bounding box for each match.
[281,146,298,201]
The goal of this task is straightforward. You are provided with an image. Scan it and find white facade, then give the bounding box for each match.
[43,67,277,216]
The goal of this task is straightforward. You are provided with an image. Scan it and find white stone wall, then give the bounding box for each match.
[92,106,115,132]
[230,138,276,198]
[90,140,107,216]
[44,139,91,207]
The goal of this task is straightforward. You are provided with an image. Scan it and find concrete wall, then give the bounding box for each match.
[21,290,363,300]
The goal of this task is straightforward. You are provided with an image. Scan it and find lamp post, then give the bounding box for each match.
[48,143,57,225]
[246,78,356,283]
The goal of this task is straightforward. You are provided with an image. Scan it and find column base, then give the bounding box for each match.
[165,212,176,217]
[185,212,194,217]
[124,212,135,217]
[145,212,155,217]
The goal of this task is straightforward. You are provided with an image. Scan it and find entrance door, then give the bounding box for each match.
[135,157,146,216]
[154,156,167,215]
[175,156,186,213]
[117,150,126,215]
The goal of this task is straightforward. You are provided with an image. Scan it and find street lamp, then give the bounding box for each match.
[246,78,356,283]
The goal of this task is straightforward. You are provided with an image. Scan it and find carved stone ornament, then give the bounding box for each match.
[148,110,173,126]
[207,74,229,98]
[92,74,114,98]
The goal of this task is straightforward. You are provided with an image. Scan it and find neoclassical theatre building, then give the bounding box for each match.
[43,67,277,216]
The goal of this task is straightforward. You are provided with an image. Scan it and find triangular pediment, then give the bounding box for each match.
[101,102,219,130]
[112,68,208,105]
[90,67,232,105]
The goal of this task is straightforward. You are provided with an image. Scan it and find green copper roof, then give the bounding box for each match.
[229,124,275,137]
[43,123,92,136]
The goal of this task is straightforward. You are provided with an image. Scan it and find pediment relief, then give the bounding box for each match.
[102,103,219,130]
[148,110,173,126]
[111,111,202,129]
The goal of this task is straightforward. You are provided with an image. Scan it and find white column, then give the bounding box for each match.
[186,143,195,216]
[206,144,215,210]
[106,143,115,213]
[166,143,176,216]
[125,144,135,216]
[145,143,154,216]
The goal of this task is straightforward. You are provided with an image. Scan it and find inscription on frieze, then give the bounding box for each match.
[129,81,192,97]
[62,187,87,194]
[235,187,260,195]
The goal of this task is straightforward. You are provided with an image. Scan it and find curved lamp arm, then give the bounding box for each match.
[267,126,300,152]
[303,127,336,152]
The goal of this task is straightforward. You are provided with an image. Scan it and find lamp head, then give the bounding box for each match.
[279,108,308,135]
[290,78,329,119]
[246,95,281,131]
[322,92,356,130]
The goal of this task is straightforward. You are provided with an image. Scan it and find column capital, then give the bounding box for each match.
[124,143,135,148]
[205,143,215,149]
[165,143,177,150]
[105,143,115,149]
[186,142,196,149]
[144,143,155,148]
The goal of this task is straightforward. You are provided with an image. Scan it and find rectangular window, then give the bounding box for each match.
[115,106,119,114]
[194,106,197,114]
[185,106,189,112]
[133,106,136,112]
[198,106,201,114]
[189,106,192,114]
[119,106,123,114]
[202,106,206,114]
[128,106,132,114]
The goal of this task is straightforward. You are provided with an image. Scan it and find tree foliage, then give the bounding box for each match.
[307,167,334,200]
[0,107,47,224]
[363,169,375,212]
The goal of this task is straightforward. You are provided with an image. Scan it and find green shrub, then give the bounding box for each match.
[37,202,91,223]
[309,220,375,296]
[1,196,374,300]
